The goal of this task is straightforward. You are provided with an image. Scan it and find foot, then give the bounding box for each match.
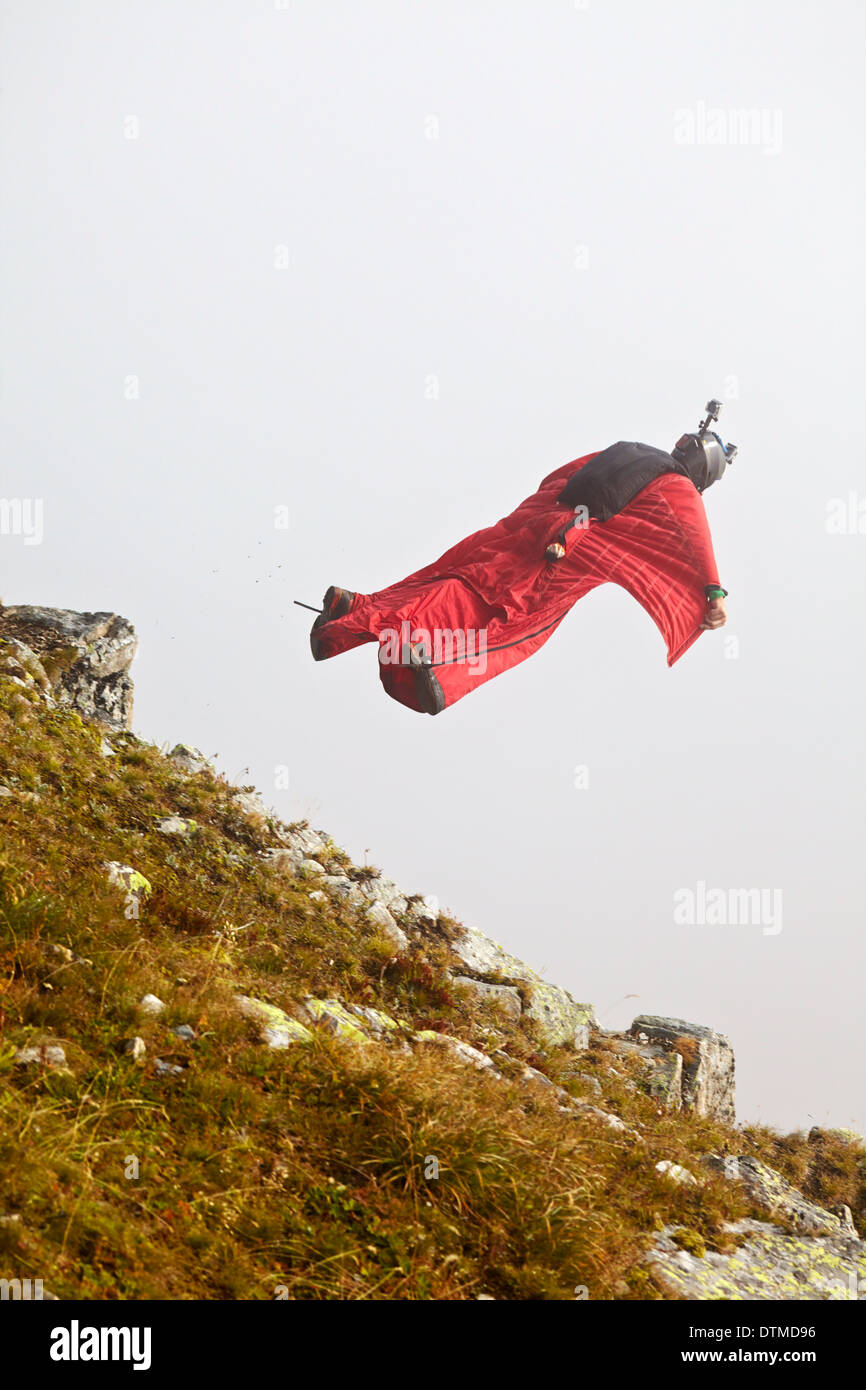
[310,586,355,660]
[407,641,446,715]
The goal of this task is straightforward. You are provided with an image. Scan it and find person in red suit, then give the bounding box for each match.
[309,403,736,716]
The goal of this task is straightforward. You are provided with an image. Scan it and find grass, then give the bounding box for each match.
[0,672,862,1299]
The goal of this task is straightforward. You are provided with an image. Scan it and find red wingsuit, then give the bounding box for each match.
[312,451,722,715]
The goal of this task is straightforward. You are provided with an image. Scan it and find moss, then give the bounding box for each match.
[672,1227,707,1258]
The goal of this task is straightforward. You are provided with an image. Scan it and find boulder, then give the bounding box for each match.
[232,789,270,826]
[277,825,332,858]
[525,984,593,1049]
[452,976,522,1021]
[319,875,369,911]
[344,1003,404,1040]
[156,816,196,837]
[365,901,409,953]
[14,1043,67,1070]
[138,994,165,1017]
[412,1032,500,1075]
[655,1160,700,1186]
[705,1154,859,1238]
[447,923,593,1048]
[404,894,439,927]
[808,1126,864,1149]
[0,605,137,729]
[105,862,152,916]
[235,995,313,1049]
[647,1220,866,1301]
[611,1036,683,1110]
[168,744,212,776]
[566,1102,641,1138]
[355,873,409,918]
[449,924,539,981]
[297,998,371,1044]
[630,1016,735,1122]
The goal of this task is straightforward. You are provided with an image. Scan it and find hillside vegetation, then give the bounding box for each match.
[0,675,863,1300]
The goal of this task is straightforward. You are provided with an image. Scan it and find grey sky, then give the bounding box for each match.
[2,1,863,1133]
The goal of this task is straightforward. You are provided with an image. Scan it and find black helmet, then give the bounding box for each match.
[672,399,737,491]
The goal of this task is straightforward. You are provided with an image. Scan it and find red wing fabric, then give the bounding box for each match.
[314,453,722,714]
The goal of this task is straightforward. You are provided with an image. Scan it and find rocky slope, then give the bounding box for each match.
[0,604,863,1301]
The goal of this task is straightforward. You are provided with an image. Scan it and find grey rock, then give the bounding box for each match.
[453,975,522,1021]
[566,1102,640,1138]
[0,605,137,729]
[647,1219,866,1301]
[153,1058,185,1077]
[448,923,593,1048]
[171,1024,196,1041]
[655,1160,700,1186]
[705,1154,859,1237]
[14,1043,67,1069]
[232,789,270,824]
[278,825,331,857]
[168,743,211,775]
[612,1036,683,1110]
[365,901,409,952]
[47,943,75,963]
[413,1031,500,1075]
[355,873,409,917]
[630,1015,735,1122]
[320,875,368,910]
[138,993,165,1016]
[105,862,152,913]
[298,857,326,876]
[124,1036,147,1061]
[404,893,440,927]
[525,984,594,1050]
[519,1064,561,1092]
[156,816,196,837]
[808,1126,864,1149]
[345,1003,404,1040]
[260,847,304,875]
[449,924,540,982]
[571,1071,602,1096]
[235,994,313,1049]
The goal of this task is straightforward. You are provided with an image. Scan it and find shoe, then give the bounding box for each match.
[310,586,355,660]
[407,641,446,716]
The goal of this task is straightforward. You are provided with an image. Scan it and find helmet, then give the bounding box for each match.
[672,399,738,491]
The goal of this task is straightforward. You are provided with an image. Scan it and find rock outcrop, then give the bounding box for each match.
[0,605,136,730]
[628,1015,735,1123]
[704,1154,858,1238]
[648,1221,865,1300]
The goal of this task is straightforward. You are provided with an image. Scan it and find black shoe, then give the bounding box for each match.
[408,641,446,716]
[310,586,355,660]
